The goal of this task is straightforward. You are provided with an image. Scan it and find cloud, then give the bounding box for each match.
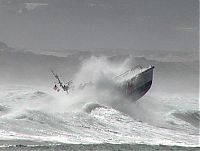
[87,2,112,9]
[176,27,195,31]
[0,1,48,13]
[24,2,48,11]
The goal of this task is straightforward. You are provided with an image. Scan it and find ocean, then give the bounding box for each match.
[0,55,199,151]
[0,84,199,150]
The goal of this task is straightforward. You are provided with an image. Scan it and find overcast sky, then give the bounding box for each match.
[0,0,198,51]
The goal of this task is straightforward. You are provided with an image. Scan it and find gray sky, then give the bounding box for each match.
[0,0,198,51]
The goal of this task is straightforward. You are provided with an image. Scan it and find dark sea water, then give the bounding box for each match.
[0,142,199,151]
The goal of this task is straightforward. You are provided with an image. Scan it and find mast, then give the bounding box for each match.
[51,70,72,93]
[51,70,65,90]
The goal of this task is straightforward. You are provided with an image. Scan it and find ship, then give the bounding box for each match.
[115,65,154,101]
[51,65,154,102]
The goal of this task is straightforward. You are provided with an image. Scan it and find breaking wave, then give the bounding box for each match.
[172,110,200,128]
[0,86,199,147]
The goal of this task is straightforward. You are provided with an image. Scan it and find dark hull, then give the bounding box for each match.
[122,66,154,101]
